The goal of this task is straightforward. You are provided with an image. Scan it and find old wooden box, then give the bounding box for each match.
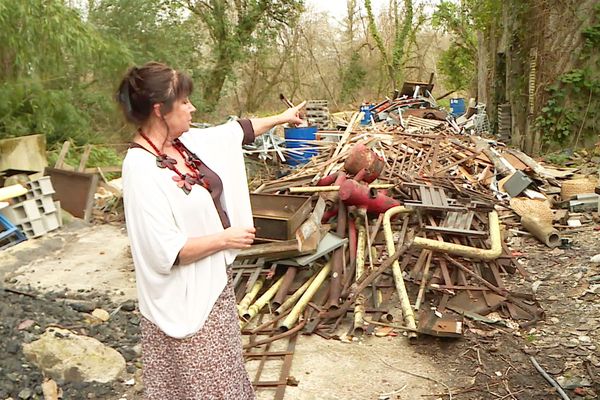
[250,194,312,241]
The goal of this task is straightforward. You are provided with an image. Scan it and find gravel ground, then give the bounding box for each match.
[413,228,600,399]
[0,287,141,400]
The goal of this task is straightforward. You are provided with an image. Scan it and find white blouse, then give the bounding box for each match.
[122,122,253,339]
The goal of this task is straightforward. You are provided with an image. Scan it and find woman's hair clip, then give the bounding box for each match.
[119,82,133,115]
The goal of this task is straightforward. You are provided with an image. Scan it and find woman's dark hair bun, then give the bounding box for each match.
[115,62,193,126]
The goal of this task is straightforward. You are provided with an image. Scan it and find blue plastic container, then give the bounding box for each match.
[284,126,318,166]
[450,98,466,117]
[360,104,372,125]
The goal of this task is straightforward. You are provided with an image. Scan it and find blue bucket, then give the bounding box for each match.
[450,98,466,117]
[284,126,318,166]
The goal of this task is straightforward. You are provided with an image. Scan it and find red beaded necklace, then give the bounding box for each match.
[138,129,211,195]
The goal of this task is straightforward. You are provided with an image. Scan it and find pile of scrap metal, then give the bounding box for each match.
[234,110,599,346]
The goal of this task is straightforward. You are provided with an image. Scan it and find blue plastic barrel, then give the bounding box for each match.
[450,98,466,117]
[284,126,318,166]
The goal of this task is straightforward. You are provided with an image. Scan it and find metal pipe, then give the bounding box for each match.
[316,172,339,187]
[327,202,347,309]
[348,217,357,267]
[414,250,432,311]
[280,261,332,331]
[274,273,317,316]
[272,266,297,309]
[237,277,264,318]
[321,172,347,206]
[521,216,560,248]
[339,180,401,214]
[243,275,286,322]
[385,204,502,335]
[289,183,393,193]
[321,207,338,224]
[383,206,503,261]
[353,222,367,335]
[383,210,418,340]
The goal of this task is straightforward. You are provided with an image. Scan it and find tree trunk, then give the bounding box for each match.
[201,47,233,113]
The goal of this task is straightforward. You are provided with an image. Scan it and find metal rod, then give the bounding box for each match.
[288,184,393,193]
[353,221,367,336]
[327,202,347,309]
[243,275,286,323]
[274,273,317,316]
[272,267,297,309]
[414,250,432,311]
[280,261,332,332]
[237,277,264,318]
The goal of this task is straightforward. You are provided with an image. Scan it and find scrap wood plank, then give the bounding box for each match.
[54,141,71,169]
[319,111,361,180]
[78,144,93,172]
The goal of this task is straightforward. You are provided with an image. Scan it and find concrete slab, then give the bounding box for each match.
[3,223,135,301]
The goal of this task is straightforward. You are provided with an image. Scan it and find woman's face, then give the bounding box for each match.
[164,97,196,138]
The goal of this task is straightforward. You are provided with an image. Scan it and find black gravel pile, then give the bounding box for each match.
[0,286,140,400]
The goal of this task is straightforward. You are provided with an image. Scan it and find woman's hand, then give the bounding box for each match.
[280,100,307,126]
[222,227,256,249]
[250,100,307,136]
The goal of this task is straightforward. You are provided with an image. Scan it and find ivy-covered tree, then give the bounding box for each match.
[432,0,501,94]
[184,0,305,112]
[364,0,413,89]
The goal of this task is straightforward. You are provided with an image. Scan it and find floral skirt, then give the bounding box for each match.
[140,271,255,400]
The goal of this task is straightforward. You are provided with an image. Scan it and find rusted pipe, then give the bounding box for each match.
[280,261,332,331]
[327,202,347,309]
[318,233,415,322]
[339,180,400,214]
[274,273,317,316]
[353,222,367,336]
[244,319,306,350]
[322,172,347,206]
[348,217,357,266]
[272,266,297,309]
[521,216,560,248]
[237,277,264,318]
[243,275,285,323]
[316,172,339,186]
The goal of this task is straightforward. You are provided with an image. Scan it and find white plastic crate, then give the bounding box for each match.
[40,196,56,214]
[0,199,41,224]
[18,218,46,238]
[42,212,60,232]
[23,176,56,199]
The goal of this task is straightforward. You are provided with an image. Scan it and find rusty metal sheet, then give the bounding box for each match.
[417,309,463,338]
[447,290,506,316]
[45,167,99,222]
[250,194,312,241]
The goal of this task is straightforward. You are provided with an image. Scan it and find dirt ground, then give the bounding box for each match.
[1,220,598,399]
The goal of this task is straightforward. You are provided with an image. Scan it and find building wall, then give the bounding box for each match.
[480,0,598,154]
